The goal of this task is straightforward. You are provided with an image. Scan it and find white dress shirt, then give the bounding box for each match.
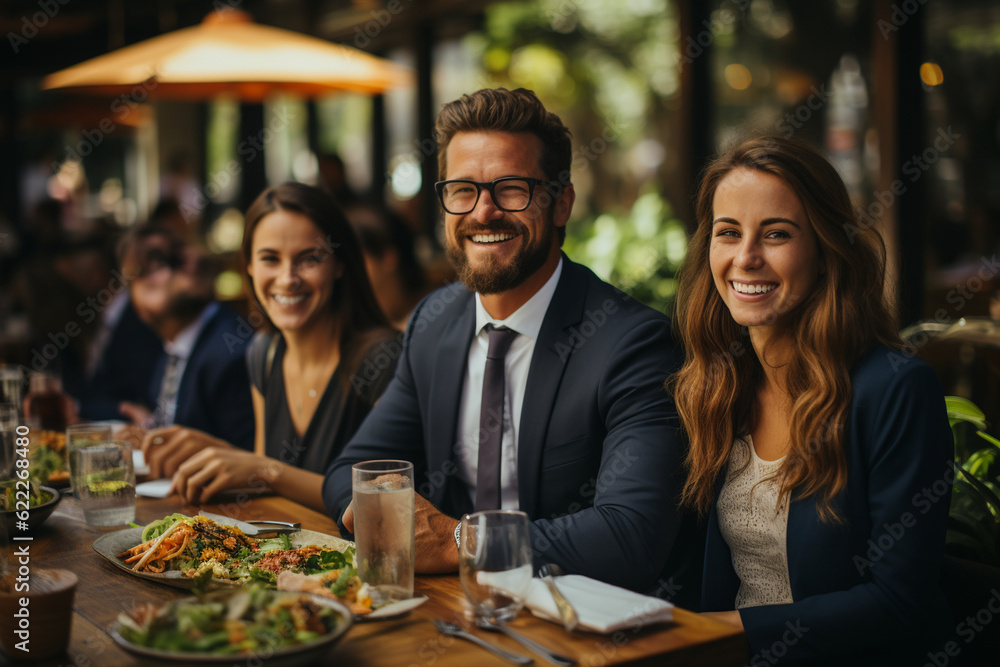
[156,302,219,426]
[455,258,563,510]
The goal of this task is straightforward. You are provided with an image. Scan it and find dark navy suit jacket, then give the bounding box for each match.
[76,299,163,421]
[148,303,254,451]
[702,346,953,665]
[324,257,703,606]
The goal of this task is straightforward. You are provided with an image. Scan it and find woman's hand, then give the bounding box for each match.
[142,425,234,478]
[169,448,275,504]
[701,610,744,629]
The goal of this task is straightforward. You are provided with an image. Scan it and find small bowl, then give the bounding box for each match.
[2,485,61,534]
[109,589,354,666]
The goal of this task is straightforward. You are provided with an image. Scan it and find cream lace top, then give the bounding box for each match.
[717,435,793,608]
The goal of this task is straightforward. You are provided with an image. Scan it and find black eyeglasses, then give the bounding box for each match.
[434,177,559,215]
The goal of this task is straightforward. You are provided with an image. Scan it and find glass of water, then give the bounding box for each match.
[459,510,533,623]
[75,440,135,526]
[351,460,415,605]
[66,423,113,496]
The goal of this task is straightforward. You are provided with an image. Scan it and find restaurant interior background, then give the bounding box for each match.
[1,0,999,423]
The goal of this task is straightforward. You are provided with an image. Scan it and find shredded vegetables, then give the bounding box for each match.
[118,514,370,612]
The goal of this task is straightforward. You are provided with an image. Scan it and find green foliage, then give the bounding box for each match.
[946,396,1000,567]
[562,187,687,311]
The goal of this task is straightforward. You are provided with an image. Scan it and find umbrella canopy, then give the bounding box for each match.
[42,9,411,100]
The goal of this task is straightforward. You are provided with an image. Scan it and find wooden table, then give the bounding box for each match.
[14,492,747,666]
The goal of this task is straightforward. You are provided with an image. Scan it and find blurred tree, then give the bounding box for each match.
[468,0,688,311]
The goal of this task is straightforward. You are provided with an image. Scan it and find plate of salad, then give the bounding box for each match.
[110,584,353,665]
[93,514,375,615]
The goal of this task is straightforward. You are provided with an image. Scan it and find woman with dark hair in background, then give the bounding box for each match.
[143,182,398,511]
[670,136,952,665]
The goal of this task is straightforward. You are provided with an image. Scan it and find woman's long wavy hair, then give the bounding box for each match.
[241,182,392,392]
[669,135,900,522]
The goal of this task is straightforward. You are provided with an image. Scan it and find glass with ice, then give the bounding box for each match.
[459,510,533,623]
[351,460,415,604]
[75,440,135,526]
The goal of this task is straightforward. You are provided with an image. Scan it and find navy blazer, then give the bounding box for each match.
[148,303,254,451]
[702,346,953,665]
[324,257,703,605]
[76,299,163,421]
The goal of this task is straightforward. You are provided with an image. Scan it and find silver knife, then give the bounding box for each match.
[538,564,579,632]
[197,511,300,536]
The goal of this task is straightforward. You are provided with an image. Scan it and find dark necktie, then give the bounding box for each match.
[475,324,519,511]
[154,354,182,427]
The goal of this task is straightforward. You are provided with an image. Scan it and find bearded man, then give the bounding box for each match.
[324,88,701,604]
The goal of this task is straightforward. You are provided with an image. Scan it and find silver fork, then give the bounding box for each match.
[537,564,579,632]
[432,619,534,664]
[476,618,577,665]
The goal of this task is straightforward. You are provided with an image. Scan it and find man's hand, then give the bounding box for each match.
[414,494,460,574]
[341,494,460,574]
[141,425,234,478]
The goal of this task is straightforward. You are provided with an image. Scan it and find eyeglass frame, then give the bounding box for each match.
[434,176,562,215]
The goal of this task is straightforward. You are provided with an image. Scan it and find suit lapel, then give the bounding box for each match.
[426,292,476,507]
[517,258,587,516]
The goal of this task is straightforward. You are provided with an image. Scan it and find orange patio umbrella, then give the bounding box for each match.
[42,9,411,100]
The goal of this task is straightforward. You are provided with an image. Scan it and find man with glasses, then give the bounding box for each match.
[325,88,700,603]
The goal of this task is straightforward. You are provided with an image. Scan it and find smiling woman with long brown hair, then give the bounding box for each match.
[669,135,953,665]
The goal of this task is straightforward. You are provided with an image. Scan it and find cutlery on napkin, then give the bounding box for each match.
[521,575,674,634]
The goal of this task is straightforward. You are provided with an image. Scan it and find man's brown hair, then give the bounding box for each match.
[435,88,572,187]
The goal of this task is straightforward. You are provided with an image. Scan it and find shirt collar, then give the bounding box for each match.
[474,257,563,340]
[164,301,219,360]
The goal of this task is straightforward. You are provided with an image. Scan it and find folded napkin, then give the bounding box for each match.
[523,575,674,633]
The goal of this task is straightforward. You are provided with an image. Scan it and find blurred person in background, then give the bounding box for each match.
[345,202,429,330]
[118,226,254,450]
[141,183,397,511]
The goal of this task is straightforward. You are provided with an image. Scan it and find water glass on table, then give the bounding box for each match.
[0,367,24,415]
[459,510,534,623]
[66,423,113,497]
[75,440,135,526]
[351,460,415,604]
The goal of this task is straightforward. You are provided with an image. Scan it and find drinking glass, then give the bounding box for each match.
[351,460,415,604]
[26,371,67,431]
[66,424,113,497]
[0,367,24,416]
[0,403,17,481]
[459,510,534,623]
[75,440,135,526]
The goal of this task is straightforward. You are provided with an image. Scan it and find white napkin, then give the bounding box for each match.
[135,479,172,498]
[523,575,674,633]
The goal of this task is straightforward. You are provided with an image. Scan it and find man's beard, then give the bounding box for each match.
[446,212,554,295]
